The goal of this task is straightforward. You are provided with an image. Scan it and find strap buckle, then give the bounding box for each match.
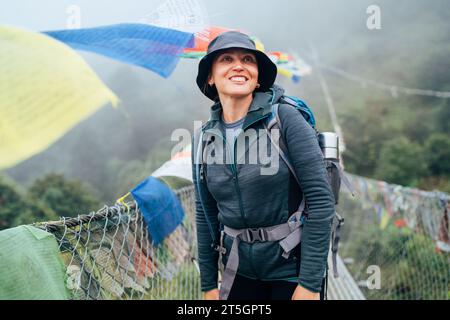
[245,228,266,243]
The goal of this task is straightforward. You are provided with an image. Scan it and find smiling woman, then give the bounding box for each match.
[192,31,335,301]
[196,31,277,104]
[208,49,259,109]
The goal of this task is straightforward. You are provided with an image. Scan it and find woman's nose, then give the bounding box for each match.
[232,63,244,71]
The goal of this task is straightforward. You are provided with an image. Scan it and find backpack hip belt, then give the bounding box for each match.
[218,200,305,300]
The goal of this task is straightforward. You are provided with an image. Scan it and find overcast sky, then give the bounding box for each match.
[1,0,381,44]
[2,0,447,85]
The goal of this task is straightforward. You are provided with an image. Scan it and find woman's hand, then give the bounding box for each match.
[204,288,220,300]
[291,284,320,300]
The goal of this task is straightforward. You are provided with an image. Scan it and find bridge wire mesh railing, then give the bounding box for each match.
[36,186,201,300]
[337,174,450,300]
[35,175,450,300]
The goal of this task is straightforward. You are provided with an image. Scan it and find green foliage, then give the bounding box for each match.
[1,172,103,229]
[423,133,450,176]
[433,100,450,134]
[0,178,29,230]
[339,84,449,191]
[344,223,449,300]
[418,176,450,194]
[27,173,101,218]
[0,176,58,230]
[375,137,428,186]
[342,101,395,177]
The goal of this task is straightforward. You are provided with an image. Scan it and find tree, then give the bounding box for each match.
[342,100,396,178]
[0,178,27,229]
[423,133,450,177]
[0,176,57,230]
[375,137,428,186]
[27,173,101,218]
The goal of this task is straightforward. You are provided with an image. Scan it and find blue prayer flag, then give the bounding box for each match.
[131,176,185,246]
[44,23,194,78]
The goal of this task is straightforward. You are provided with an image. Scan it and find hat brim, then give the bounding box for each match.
[196,47,277,101]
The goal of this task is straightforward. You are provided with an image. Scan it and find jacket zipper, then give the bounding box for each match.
[238,114,270,276]
[203,114,271,227]
[232,114,271,227]
[204,129,247,224]
[232,134,247,227]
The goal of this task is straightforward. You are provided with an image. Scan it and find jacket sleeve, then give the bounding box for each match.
[278,103,336,293]
[191,132,221,292]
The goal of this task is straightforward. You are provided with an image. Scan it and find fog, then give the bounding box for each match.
[2,0,449,202]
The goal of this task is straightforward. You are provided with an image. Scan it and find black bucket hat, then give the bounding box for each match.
[196,31,278,101]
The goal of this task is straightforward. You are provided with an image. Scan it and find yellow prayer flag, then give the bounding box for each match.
[380,208,390,230]
[277,67,294,79]
[252,37,265,52]
[0,25,119,170]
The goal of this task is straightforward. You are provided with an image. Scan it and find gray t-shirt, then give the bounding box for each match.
[220,114,245,142]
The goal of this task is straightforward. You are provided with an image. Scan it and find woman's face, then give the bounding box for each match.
[208,48,259,100]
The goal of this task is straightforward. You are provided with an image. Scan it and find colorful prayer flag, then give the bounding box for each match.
[44,23,195,78]
[0,25,119,170]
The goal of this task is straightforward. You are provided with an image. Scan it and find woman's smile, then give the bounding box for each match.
[209,48,259,99]
[229,75,249,84]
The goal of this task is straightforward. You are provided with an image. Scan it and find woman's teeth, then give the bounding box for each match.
[230,76,247,82]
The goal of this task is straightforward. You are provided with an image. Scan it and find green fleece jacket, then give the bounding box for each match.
[192,85,335,293]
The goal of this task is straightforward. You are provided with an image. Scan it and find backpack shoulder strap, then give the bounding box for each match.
[281,96,317,129]
[266,103,300,185]
[266,103,279,130]
[264,103,305,214]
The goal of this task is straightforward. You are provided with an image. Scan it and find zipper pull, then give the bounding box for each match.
[200,165,205,182]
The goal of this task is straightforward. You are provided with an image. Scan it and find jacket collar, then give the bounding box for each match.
[202,91,274,132]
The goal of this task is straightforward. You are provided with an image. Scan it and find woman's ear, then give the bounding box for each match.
[207,74,214,86]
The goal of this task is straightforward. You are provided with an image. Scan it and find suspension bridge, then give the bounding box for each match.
[1,172,447,300]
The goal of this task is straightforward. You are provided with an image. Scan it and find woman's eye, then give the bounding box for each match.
[243,56,256,63]
[222,56,233,62]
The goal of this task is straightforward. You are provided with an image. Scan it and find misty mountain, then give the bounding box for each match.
[4,0,450,203]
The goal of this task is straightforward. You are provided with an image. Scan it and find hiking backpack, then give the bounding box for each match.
[264,95,353,280]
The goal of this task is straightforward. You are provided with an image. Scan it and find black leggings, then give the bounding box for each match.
[227,274,327,300]
[227,274,298,300]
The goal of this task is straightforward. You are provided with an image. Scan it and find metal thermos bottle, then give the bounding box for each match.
[318,132,339,160]
[318,132,340,204]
